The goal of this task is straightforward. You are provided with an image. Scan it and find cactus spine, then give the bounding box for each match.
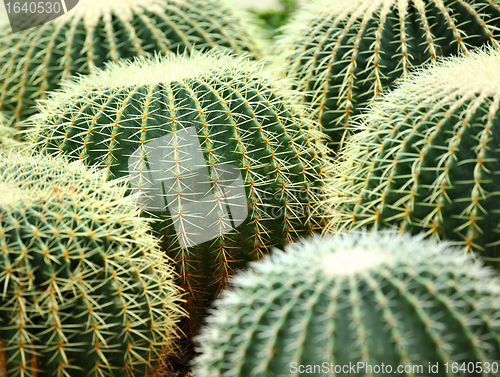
[0,0,267,122]
[277,0,500,151]
[193,232,500,377]
[0,113,21,149]
[327,48,500,261]
[0,152,184,377]
[28,51,332,334]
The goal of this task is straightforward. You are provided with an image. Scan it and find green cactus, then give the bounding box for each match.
[193,232,500,377]
[0,152,184,377]
[277,0,500,151]
[328,48,500,262]
[0,0,267,123]
[27,51,332,335]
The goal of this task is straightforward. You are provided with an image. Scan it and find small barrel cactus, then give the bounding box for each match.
[0,0,266,122]
[328,48,500,261]
[277,0,500,151]
[193,232,500,377]
[28,51,331,334]
[0,152,184,377]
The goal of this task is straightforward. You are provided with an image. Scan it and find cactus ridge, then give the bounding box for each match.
[28,51,332,335]
[327,47,500,260]
[0,0,267,122]
[0,152,184,377]
[193,232,500,377]
[277,0,500,151]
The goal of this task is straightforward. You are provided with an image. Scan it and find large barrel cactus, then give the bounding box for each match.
[0,152,184,377]
[277,0,500,151]
[28,51,331,334]
[193,232,500,377]
[328,48,500,261]
[0,0,266,122]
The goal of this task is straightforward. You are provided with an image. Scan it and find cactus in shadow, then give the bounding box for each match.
[0,152,184,377]
[277,0,500,151]
[328,47,500,262]
[0,0,267,123]
[27,51,332,335]
[193,232,500,377]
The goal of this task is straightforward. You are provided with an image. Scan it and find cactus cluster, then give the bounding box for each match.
[277,0,500,150]
[193,232,500,377]
[328,48,500,261]
[27,51,332,334]
[0,152,184,377]
[4,0,500,376]
[0,0,266,122]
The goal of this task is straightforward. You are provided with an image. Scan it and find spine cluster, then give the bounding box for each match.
[277,0,500,150]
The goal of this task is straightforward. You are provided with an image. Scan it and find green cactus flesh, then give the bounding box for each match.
[193,232,500,377]
[0,152,184,377]
[0,0,266,123]
[277,0,500,151]
[328,48,500,261]
[28,52,331,335]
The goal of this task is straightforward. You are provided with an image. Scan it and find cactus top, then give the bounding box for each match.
[390,49,500,97]
[224,232,498,281]
[56,0,169,27]
[52,0,251,29]
[32,51,266,102]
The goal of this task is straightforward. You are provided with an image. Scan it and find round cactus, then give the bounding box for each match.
[277,0,500,151]
[193,232,500,377]
[0,0,266,123]
[27,51,332,334]
[328,48,500,261]
[0,152,184,377]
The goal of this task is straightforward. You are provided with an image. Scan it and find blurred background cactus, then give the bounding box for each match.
[0,152,184,377]
[243,0,302,38]
[277,0,500,152]
[193,232,500,376]
[328,48,500,263]
[27,51,332,337]
[0,0,267,123]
